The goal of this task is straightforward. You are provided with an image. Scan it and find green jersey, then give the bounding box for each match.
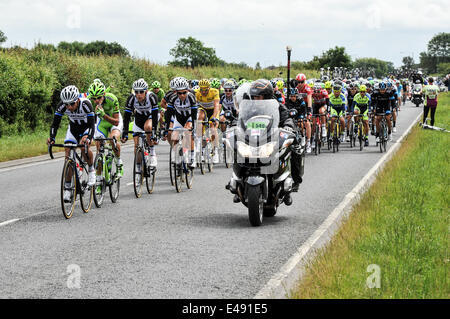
[91,92,120,116]
[152,88,165,106]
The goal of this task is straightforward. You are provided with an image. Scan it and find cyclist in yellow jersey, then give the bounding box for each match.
[196,79,221,163]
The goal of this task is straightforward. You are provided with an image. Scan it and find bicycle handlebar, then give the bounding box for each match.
[48,143,88,160]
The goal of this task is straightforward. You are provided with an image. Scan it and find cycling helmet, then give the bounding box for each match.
[210,78,221,89]
[151,81,161,89]
[415,80,420,84]
[191,79,199,88]
[220,78,228,86]
[223,81,235,90]
[61,85,80,104]
[386,82,393,88]
[199,79,211,88]
[133,78,148,91]
[238,79,247,86]
[270,79,277,88]
[249,79,273,99]
[313,83,322,92]
[93,78,103,84]
[173,77,189,91]
[296,73,307,82]
[88,81,106,98]
[333,84,342,92]
[324,81,332,89]
[359,85,367,92]
[379,82,387,90]
[289,87,298,96]
[276,80,284,90]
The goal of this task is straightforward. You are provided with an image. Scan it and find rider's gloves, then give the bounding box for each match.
[96,106,106,118]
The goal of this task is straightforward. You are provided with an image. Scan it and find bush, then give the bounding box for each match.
[0,49,317,137]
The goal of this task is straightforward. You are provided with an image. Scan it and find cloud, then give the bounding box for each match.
[0,0,448,67]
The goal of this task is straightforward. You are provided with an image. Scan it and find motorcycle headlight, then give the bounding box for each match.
[237,141,276,158]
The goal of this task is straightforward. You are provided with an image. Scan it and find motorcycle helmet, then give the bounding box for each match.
[249,79,273,100]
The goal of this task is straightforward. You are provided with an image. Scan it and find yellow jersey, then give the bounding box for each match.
[195,88,220,109]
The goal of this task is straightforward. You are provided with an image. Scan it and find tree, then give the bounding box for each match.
[169,37,222,68]
[255,62,261,70]
[353,57,394,77]
[402,56,414,69]
[0,30,7,46]
[318,46,352,69]
[419,32,450,73]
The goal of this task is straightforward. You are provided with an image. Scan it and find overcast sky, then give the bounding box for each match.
[1,0,449,68]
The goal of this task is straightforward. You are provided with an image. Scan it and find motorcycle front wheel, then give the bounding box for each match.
[247,185,264,226]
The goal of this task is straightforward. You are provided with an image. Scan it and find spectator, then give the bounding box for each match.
[422,77,440,126]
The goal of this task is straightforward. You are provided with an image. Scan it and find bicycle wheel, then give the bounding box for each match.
[169,145,175,186]
[173,144,183,193]
[224,142,230,168]
[379,124,384,153]
[133,147,144,198]
[184,162,194,189]
[93,154,106,208]
[206,143,213,172]
[79,162,93,213]
[146,167,156,194]
[109,157,120,203]
[61,160,76,219]
[359,124,363,151]
[314,126,319,156]
[349,121,354,148]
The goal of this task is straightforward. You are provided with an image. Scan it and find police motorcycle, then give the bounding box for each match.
[412,82,423,107]
[225,98,299,226]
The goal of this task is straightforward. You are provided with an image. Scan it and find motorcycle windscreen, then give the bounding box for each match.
[237,99,280,135]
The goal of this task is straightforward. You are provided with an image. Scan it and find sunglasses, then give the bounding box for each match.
[177,91,188,95]
[65,101,76,107]
[135,90,146,94]
[224,89,233,93]
[298,80,305,84]
[93,96,103,100]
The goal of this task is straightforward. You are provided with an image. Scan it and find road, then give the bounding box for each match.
[0,102,422,298]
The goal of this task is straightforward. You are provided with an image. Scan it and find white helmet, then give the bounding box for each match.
[170,76,187,90]
[60,85,80,104]
[172,77,189,91]
[132,78,148,91]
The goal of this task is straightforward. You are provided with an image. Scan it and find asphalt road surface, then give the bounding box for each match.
[0,102,421,298]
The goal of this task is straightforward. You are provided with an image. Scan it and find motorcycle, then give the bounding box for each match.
[412,84,423,107]
[225,99,302,226]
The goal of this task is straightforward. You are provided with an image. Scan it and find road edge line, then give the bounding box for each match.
[254,111,423,299]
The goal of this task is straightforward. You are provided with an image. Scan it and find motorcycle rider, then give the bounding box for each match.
[229,79,302,205]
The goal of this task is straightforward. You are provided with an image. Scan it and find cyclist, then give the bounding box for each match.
[295,74,313,118]
[47,85,96,201]
[219,80,238,132]
[285,87,311,153]
[395,80,403,110]
[165,77,198,167]
[88,81,124,178]
[211,78,223,97]
[329,83,347,143]
[345,82,359,142]
[121,78,159,167]
[371,81,393,142]
[324,81,333,96]
[352,85,371,147]
[151,81,166,135]
[387,81,398,133]
[311,82,329,143]
[196,79,221,164]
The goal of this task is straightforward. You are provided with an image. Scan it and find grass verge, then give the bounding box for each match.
[292,93,450,299]
[0,124,67,162]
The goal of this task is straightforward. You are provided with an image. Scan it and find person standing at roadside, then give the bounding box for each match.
[422,77,440,126]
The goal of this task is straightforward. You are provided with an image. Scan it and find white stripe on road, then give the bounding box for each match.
[0,219,21,227]
[127,182,133,186]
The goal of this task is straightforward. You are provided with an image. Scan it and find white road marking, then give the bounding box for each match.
[0,219,21,227]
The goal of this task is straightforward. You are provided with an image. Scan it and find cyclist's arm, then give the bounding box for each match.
[149,93,159,134]
[165,105,174,131]
[49,102,66,141]
[84,100,96,143]
[122,94,134,138]
[212,99,220,120]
